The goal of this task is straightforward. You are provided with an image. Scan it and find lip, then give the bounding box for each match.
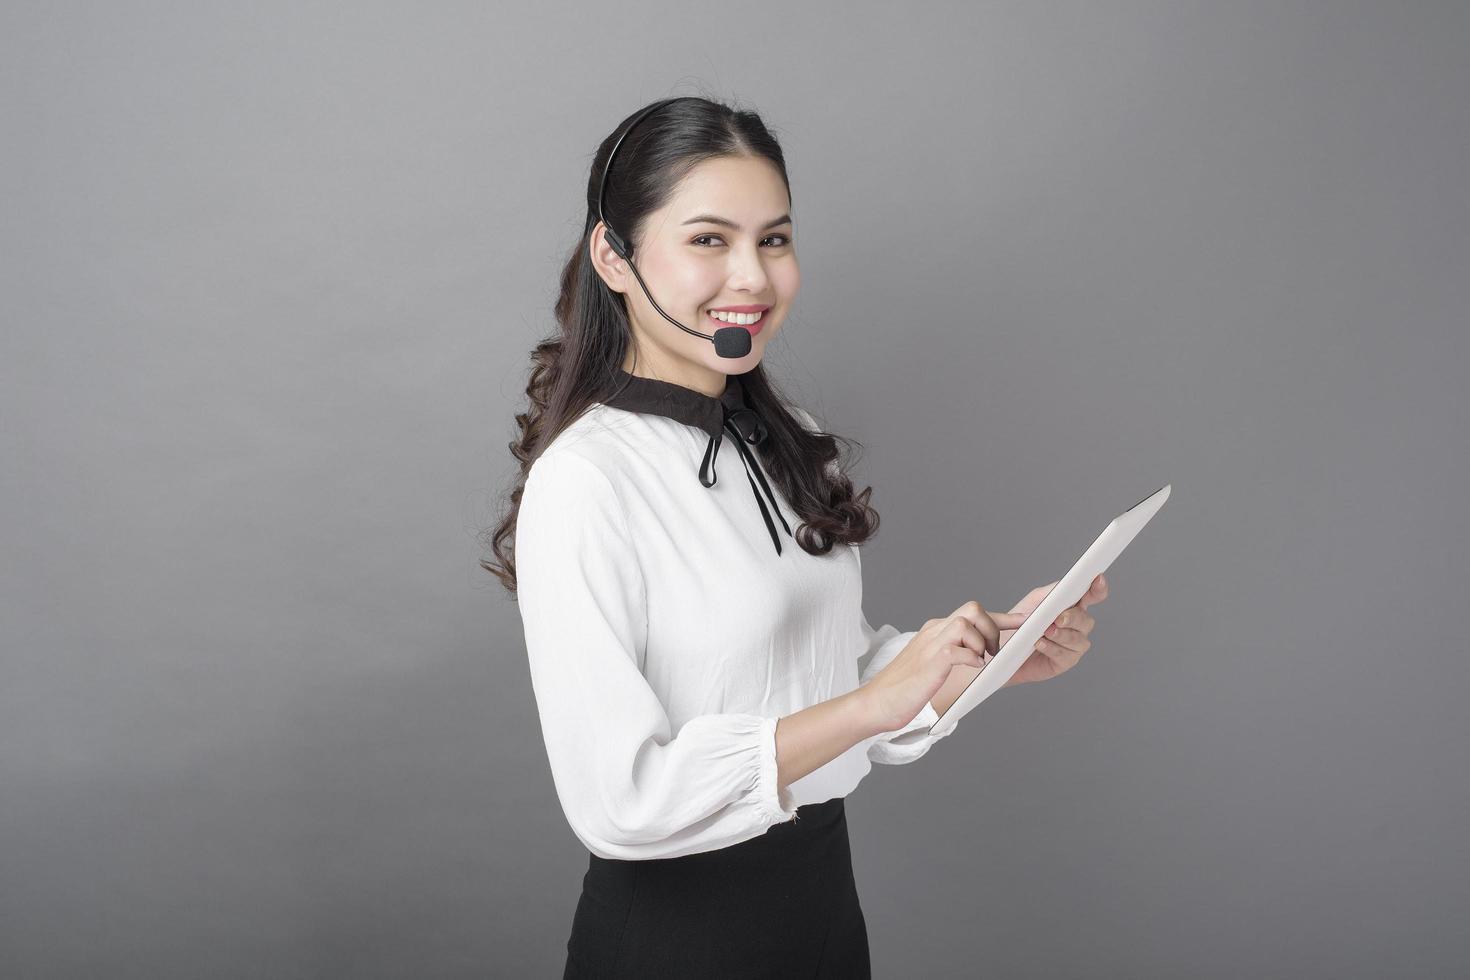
[706,304,771,314]
[707,309,765,335]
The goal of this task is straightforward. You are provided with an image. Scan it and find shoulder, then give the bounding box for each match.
[518,446,636,563]
[521,407,645,533]
[526,446,618,504]
[528,406,638,489]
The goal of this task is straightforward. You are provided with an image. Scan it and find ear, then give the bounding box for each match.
[588,221,632,296]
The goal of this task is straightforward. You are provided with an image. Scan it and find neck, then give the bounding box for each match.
[620,354,728,399]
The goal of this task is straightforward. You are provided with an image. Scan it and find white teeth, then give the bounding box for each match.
[708,309,765,325]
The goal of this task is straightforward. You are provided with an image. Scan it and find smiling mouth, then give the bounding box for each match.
[705,309,766,335]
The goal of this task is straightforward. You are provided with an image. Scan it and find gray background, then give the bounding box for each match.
[3,1,1466,977]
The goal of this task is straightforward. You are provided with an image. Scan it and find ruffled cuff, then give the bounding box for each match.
[756,715,800,824]
[867,699,950,765]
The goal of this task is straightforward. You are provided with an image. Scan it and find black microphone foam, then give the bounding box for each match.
[712,326,754,359]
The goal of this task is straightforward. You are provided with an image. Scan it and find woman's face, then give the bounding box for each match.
[591,154,800,394]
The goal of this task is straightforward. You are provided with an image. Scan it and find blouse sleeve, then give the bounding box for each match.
[790,404,951,766]
[515,449,799,861]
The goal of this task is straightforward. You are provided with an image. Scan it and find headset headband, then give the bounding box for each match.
[596,97,688,260]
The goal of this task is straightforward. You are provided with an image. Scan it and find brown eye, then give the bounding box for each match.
[691,234,792,247]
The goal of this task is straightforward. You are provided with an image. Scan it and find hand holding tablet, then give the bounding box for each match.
[884,483,1171,747]
[1000,570,1110,689]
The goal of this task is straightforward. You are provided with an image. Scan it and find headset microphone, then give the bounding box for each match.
[596,98,754,360]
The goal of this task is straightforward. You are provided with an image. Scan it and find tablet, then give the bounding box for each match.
[885,483,1171,745]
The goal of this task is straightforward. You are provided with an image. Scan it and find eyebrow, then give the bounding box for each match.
[680,213,793,231]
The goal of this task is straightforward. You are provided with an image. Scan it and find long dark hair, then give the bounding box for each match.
[481,95,883,595]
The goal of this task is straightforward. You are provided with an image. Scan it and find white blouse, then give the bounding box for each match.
[514,373,951,861]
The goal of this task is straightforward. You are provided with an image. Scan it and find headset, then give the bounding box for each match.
[596,97,755,359]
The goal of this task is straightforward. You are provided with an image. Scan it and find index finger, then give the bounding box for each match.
[950,606,1002,657]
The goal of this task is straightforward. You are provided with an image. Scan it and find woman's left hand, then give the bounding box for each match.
[999,574,1109,687]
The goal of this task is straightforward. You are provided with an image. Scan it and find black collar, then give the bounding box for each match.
[603,369,795,555]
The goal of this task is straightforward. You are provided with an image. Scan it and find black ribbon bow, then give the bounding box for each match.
[602,370,795,556]
[699,402,794,555]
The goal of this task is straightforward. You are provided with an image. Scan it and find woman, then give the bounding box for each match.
[483,95,1108,978]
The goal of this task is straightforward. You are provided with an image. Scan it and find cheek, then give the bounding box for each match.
[640,248,718,297]
[670,256,726,297]
[775,263,800,298]
[675,260,718,290]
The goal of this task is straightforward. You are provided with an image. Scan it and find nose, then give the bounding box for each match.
[725,241,771,294]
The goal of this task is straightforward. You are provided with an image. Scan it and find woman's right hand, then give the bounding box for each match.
[859,600,1028,734]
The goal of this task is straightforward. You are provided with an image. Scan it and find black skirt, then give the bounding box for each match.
[562,796,870,979]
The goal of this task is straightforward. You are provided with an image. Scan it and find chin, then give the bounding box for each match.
[711,353,761,371]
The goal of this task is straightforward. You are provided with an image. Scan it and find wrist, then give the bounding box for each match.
[844,685,890,741]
